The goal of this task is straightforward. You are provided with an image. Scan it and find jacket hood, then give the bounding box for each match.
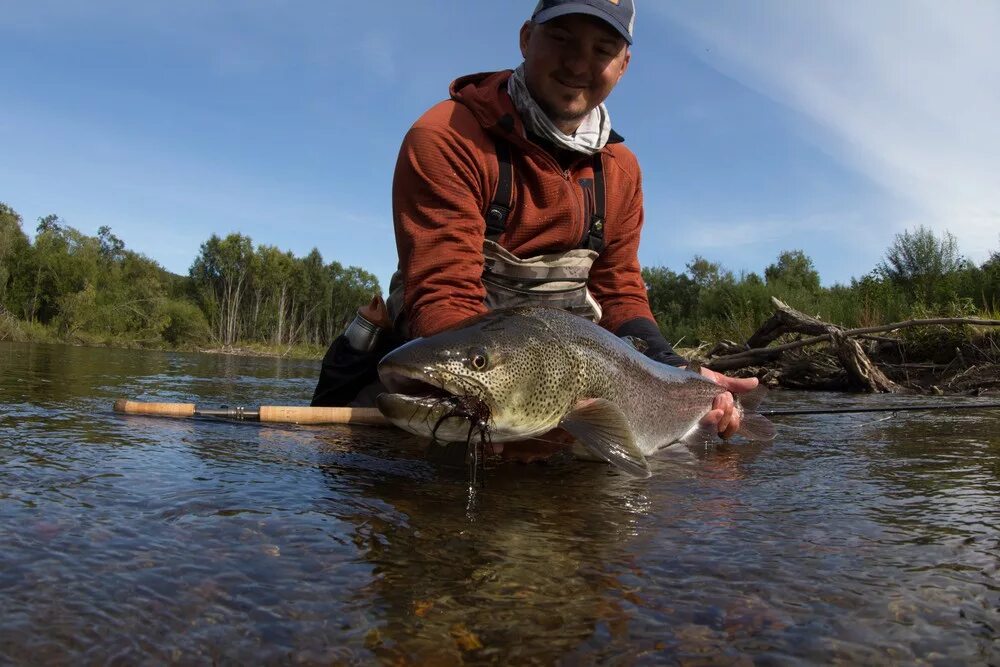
[449,70,521,138]
[449,70,624,146]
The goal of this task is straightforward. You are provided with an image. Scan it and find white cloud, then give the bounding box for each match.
[651,0,1000,263]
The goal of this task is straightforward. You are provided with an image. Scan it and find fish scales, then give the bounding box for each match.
[376,306,775,477]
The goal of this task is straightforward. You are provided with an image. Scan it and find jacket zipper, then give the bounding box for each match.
[523,142,593,240]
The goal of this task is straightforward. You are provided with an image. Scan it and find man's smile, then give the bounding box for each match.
[552,74,588,90]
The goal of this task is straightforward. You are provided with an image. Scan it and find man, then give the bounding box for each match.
[313,0,756,447]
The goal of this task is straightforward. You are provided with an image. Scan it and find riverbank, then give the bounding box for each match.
[0,315,326,360]
[6,308,997,394]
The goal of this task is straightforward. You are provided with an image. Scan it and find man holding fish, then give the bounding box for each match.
[313,0,758,456]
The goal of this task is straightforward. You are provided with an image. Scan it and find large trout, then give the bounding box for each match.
[376,306,775,477]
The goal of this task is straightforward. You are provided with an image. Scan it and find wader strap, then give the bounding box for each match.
[485,138,607,253]
[581,153,606,253]
[485,138,514,241]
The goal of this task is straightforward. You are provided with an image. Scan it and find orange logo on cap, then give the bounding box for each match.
[607,0,621,4]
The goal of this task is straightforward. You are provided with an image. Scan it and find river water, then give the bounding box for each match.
[1,341,997,664]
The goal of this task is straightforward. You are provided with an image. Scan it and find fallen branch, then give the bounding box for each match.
[707,297,1000,392]
[708,297,1000,375]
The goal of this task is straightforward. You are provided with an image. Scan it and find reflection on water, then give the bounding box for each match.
[1,341,998,663]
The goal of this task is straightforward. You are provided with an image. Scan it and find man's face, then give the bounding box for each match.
[519,13,630,133]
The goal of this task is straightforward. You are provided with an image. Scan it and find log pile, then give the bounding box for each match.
[702,297,1000,394]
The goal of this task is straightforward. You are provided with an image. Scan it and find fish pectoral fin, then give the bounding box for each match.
[680,421,721,446]
[559,399,651,478]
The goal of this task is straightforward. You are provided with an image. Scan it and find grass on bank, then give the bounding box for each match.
[0,316,328,360]
[5,299,999,368]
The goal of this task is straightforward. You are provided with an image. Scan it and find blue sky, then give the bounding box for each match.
[2,1,998,291]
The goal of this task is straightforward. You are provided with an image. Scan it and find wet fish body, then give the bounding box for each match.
[376,306,775,477]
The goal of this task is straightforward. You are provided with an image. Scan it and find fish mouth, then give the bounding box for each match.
[376,364,491,442]
[379,367,455,398]
[378,364,466,401]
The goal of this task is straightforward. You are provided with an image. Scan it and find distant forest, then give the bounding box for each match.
[0,202,379,353]
[642,231,999,350]
[1,200,998,355]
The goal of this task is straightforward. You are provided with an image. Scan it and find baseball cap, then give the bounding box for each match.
[531,0,636,45]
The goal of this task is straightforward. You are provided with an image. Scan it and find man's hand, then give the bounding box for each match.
[693,367,759,439]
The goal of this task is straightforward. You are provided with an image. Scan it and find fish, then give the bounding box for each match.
[375,306,775,477]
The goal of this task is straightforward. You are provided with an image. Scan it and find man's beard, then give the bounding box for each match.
[537,97,588,127]
[525,73,590,127]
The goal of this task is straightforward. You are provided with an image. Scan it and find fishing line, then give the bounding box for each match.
[762,402,1000,417]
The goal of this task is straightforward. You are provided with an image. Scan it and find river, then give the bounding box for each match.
[1,341,997,664]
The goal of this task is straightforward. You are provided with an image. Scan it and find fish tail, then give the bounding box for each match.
[735,386,776,441]
[736,385,768,412]
[736,413,776,442]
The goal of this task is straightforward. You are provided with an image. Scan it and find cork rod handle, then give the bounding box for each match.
[258,405,388,425]
[113,399,196,417]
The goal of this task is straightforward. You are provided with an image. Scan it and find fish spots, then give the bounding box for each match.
[378,306,745,453]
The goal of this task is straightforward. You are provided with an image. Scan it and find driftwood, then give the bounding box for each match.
[706,297,1000,393]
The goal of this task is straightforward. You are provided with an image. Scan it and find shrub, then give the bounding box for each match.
[159,299,211,346]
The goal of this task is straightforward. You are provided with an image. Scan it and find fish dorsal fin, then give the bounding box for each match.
[559,398,651,478]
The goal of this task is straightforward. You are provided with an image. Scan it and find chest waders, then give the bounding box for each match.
[476,137,606,322]
[311,136,607,407]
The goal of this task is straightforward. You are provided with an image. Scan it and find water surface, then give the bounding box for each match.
[1,342,998,664]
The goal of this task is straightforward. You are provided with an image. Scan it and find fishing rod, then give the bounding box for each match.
[112,399,388,425]
[114,398,1000,424]
[762,402,1000,417]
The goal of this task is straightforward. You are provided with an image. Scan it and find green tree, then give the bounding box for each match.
[686,255,726,289]
[293,248,329,346]
[326,261,381,342]
[248,245,297,344]
[765,250,821,293]
[25,215,71,323]
[876,226,966,305]
[159,299,210,345]
[979,241,1000,312]
[97,225,125,263]
[94,249,171,340]
[642,265,699,344]
[0,203,30,312]
[190,233,254,345]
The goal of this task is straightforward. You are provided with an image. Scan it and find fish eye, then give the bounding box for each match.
[468,348,490,371]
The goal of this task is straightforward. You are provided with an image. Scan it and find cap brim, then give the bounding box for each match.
[532,5,633,45]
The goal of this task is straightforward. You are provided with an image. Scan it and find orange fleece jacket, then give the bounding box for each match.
[392,70,657,338]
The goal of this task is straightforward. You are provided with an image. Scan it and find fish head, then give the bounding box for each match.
[376,309,579,442]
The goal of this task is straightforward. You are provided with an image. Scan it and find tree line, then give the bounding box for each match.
[2,200,998,354]
[643,227,1000,348]
[0,202,379,350]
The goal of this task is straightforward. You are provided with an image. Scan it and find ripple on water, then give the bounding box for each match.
[1,347,999,663]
